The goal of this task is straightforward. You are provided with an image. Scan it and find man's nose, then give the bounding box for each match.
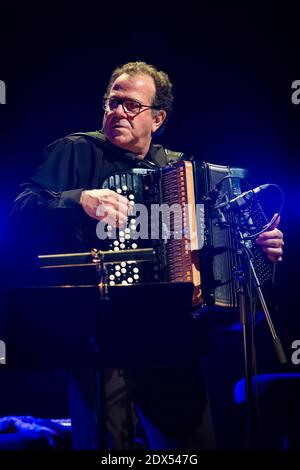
[113,102,127,117]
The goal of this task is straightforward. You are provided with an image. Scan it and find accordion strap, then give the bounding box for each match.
[152,145,185,165]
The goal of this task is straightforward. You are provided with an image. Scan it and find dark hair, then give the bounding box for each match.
[104,61,174,115]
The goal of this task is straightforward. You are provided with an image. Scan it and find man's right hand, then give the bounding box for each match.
[80,189,131,227]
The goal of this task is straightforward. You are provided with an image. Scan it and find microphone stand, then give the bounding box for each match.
[215,204,287,449]
[233,265,258,448]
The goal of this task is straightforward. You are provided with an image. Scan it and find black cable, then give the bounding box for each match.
[213,177,285,239]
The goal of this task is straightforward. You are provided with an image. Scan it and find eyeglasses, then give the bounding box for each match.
[103,96,158,116]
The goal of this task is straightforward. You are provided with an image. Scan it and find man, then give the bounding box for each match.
[10,62,284,449]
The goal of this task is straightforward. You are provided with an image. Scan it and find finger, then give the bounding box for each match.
[99,190,131,218]
[104,199,129,214]
[267,254,283,263]
[96,204,109,220]
[99,212,127,228]
[118,196,132,215]
[110,192,131,212]
[256,237,284,247]
[110,207,128,227]
[116,218,128,228]
[117,197,131,214]
[101,197,130,218]
[262,246,283,256]
[265,213,281,231]
[257,228,283,241]
[99,189,128,203]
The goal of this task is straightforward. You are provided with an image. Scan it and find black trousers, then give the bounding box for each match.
[70,359,215,450]
[108,359,216,450]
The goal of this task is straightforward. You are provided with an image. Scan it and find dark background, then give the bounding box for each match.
[0,5,299,449]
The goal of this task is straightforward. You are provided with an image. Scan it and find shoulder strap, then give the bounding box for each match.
[164,148,185,163]
[151,144,185,167]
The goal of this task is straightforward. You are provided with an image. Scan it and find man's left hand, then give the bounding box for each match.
[255,213,284,263]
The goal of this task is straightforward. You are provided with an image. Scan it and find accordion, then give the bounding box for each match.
[101,159,273,309]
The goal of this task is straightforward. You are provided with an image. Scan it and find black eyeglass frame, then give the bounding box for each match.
[103,96,159,116]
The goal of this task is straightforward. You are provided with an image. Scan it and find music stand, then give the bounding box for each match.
[5,248,196,449]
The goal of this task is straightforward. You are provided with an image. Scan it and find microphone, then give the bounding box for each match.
[215,184,270,211]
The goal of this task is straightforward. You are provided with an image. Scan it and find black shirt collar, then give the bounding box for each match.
[100,131,168,169]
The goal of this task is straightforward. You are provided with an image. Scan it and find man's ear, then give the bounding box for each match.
[152,110,167,133]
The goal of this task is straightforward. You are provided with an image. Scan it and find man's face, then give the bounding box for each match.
[102,73,165,157]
